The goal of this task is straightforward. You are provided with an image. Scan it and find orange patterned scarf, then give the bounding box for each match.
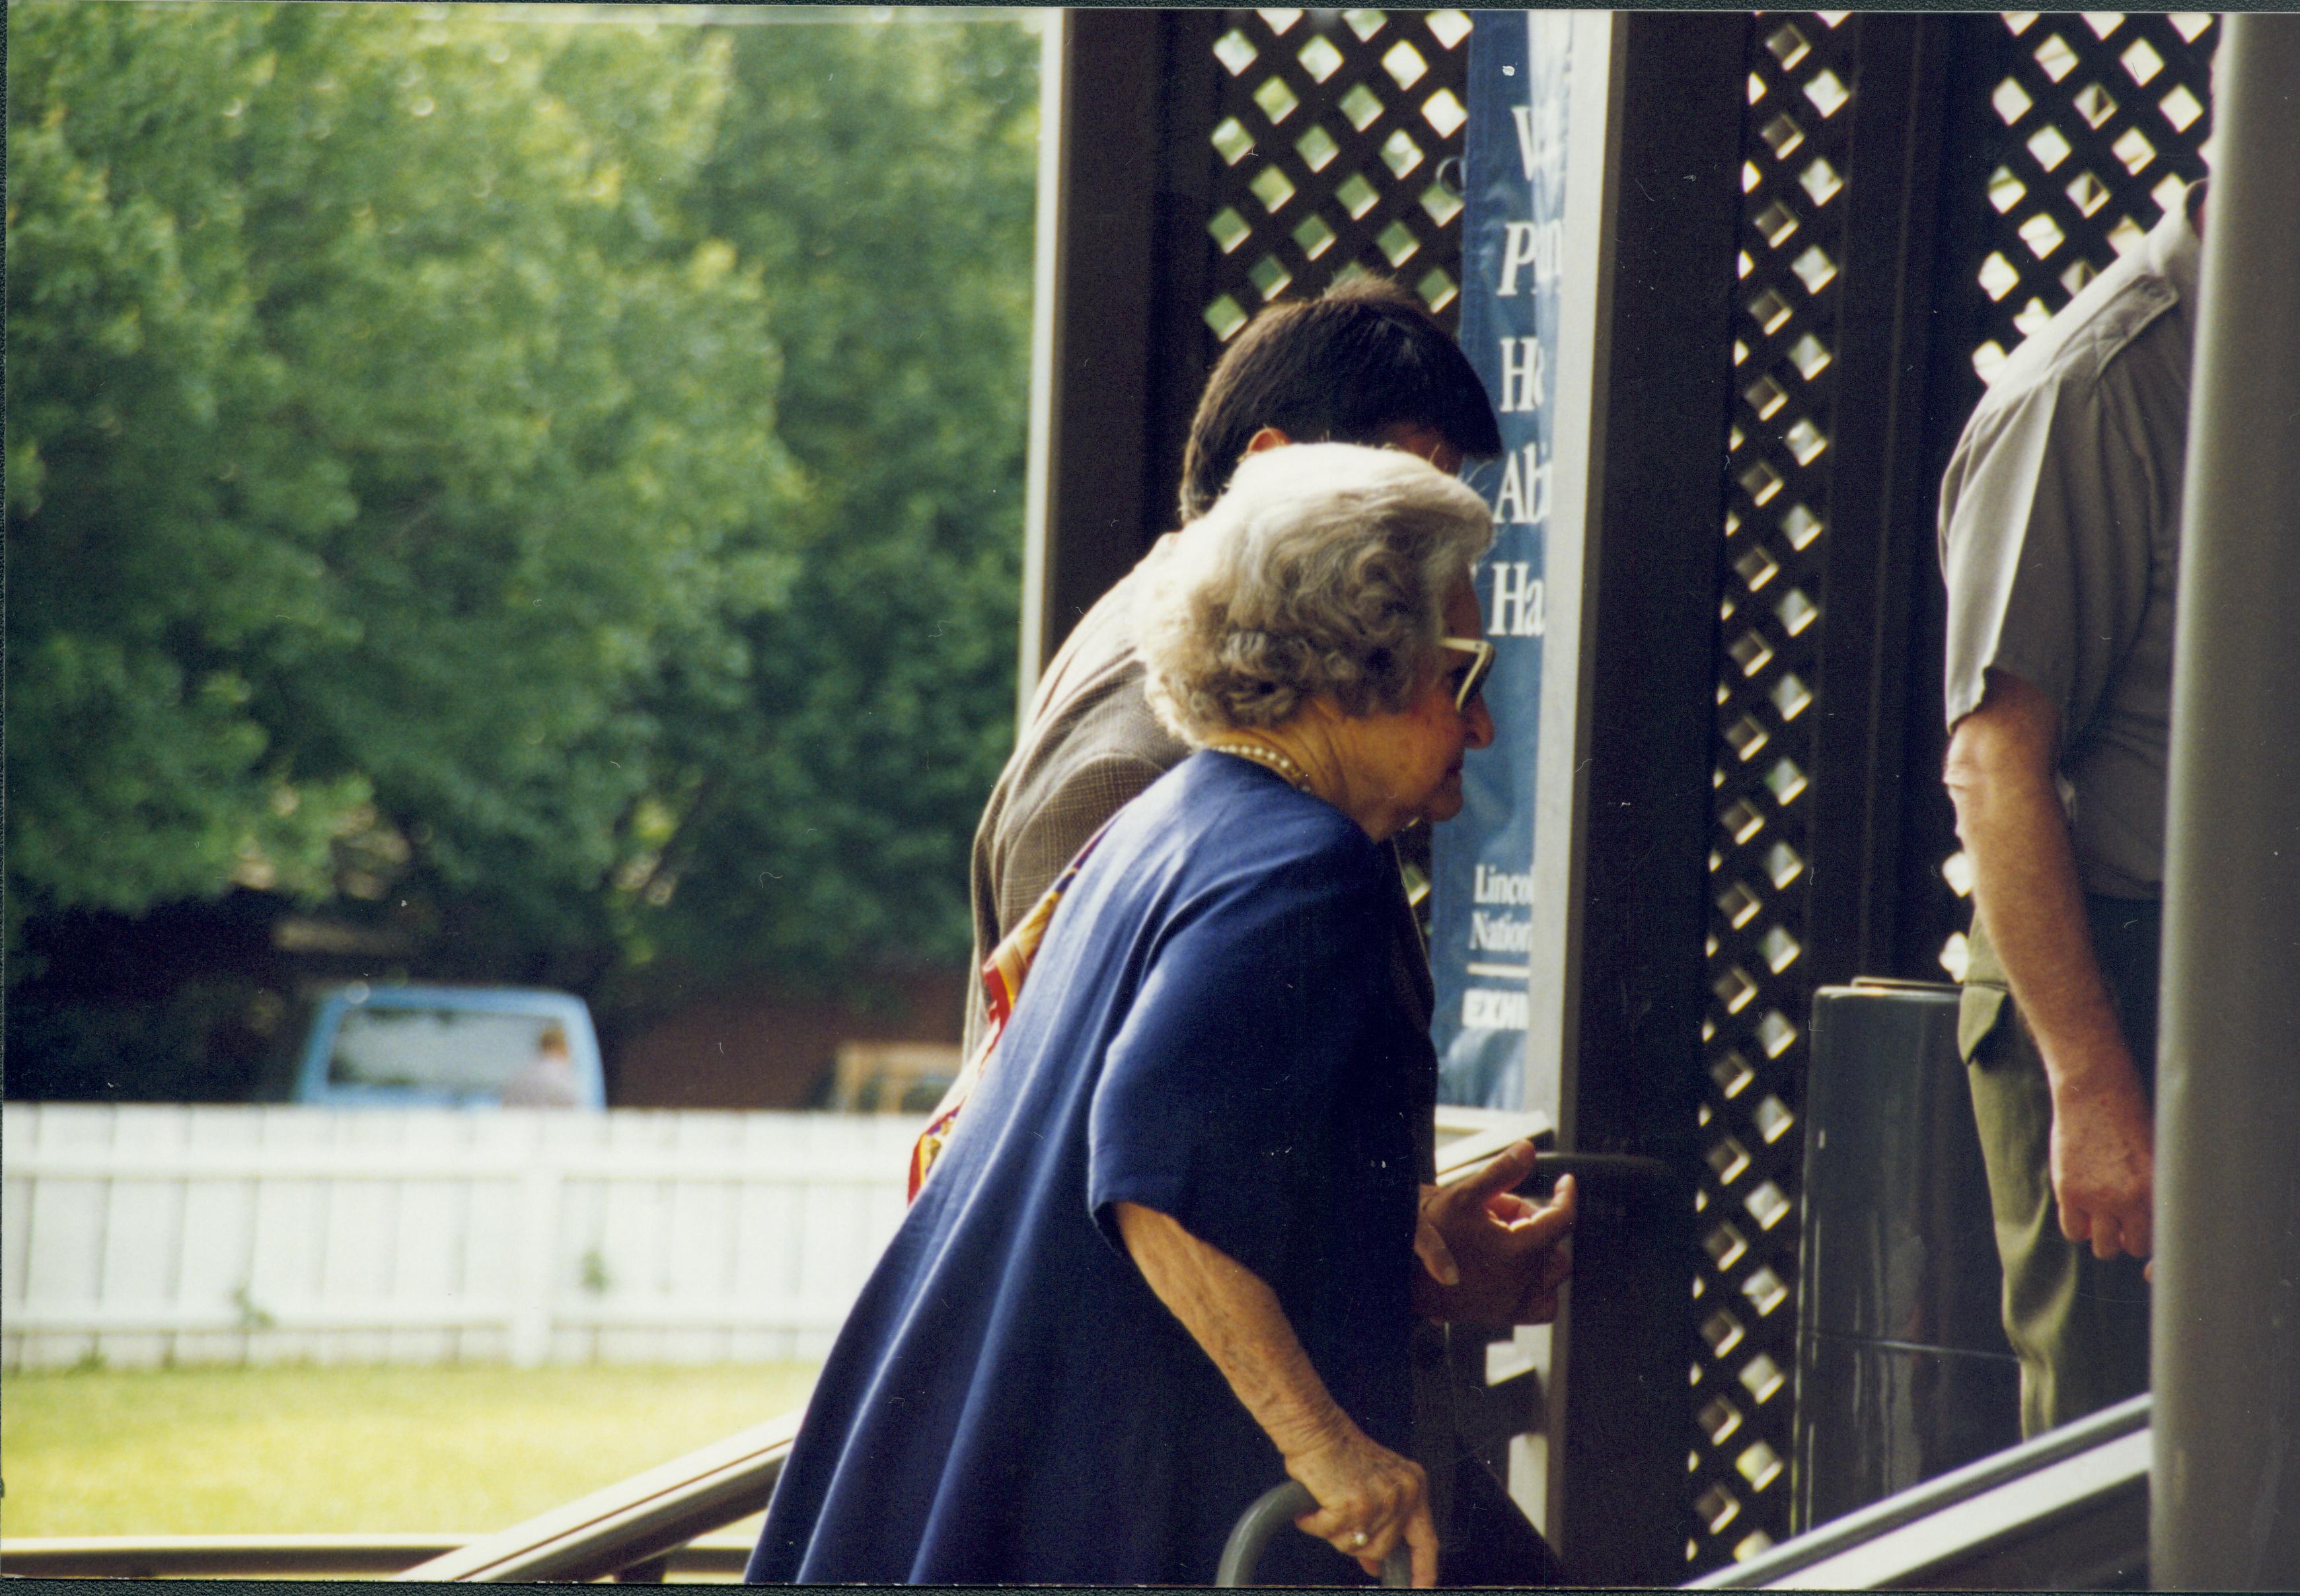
[907,822,1113,1201]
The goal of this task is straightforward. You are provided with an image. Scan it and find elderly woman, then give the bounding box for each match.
[749,444,1501,1587]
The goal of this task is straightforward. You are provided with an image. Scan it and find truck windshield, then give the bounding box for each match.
[329,1007,559,1097]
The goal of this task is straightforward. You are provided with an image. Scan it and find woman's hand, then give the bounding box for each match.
[1284,1419,1438,1585]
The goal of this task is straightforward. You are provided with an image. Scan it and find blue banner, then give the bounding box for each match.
[1431,11,1572,1108]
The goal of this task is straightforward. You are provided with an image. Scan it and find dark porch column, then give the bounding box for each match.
[2152,14,2300,1587]
[1543,12,1745,1584]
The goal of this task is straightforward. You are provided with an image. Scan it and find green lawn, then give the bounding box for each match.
[1,1361,817,1539]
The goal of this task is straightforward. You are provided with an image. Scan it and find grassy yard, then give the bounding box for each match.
[1,1361,818,1539]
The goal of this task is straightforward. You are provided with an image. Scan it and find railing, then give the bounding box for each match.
[0,1412,796,1585]
[1688,1393,2151,1590]
[0,1531,757,1580]
[1,1533,470,1579]
[396,1408,805,1582]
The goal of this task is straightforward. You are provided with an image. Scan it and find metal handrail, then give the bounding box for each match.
[396,1407,803,1582]
[1687,1393,2151,1589]
[0,1533,468,1579]
[0,1531,755,1580]
[1216,1480,1411,1587]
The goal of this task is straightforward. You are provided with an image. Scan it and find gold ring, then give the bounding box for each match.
[1349,1531,1370,1550]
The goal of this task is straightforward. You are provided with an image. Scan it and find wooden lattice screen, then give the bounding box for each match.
[1689,11,2217,1573]
[1695,15,1859,1567]
[1965,13,2219,388]
[1198,8,1473,342]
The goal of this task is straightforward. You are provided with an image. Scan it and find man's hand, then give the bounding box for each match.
[2050,1072,2154,1258]
[1413,1141,1577,1323]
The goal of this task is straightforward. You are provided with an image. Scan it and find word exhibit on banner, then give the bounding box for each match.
[1462,986,1532,1034]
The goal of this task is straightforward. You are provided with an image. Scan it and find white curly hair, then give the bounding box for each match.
[1138,441,1494,744]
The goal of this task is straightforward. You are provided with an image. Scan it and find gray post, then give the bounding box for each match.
[2152,15,2300,1589]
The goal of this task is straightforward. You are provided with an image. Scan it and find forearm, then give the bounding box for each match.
[1113,1201,1352,1461]
[1948,676,2153,1256]
[1947,723,2138,1105]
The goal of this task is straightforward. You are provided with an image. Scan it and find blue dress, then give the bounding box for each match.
[747,753,1421,1585]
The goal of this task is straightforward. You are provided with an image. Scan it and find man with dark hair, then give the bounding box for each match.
[962,276,1568,1583]
[1178,275,1505,523]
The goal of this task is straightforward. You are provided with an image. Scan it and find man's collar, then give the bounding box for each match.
[2150,180,2204,310]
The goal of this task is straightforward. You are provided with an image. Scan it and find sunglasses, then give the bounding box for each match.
[1436,635,1495,712]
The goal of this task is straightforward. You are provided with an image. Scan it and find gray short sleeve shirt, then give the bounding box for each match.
[1938,199,2199,899]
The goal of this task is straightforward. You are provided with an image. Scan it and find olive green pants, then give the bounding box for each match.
[1959,898,2158,1439]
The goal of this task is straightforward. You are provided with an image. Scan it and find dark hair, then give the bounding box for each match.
[1178,275,1502,523]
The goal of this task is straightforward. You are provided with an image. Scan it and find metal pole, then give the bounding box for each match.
[1015,8,1068,718]
[2152,15,2300,1589]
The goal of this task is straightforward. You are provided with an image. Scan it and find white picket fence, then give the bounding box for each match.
[2,1103,926,1371]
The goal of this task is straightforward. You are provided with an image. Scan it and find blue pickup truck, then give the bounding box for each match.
[291,982,607,1109]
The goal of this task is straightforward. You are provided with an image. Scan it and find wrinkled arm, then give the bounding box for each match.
[1944,669,2152,1259]
[1113,1202,1436,1586]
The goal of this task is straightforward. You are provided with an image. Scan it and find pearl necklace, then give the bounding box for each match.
[1209,739,1313,792]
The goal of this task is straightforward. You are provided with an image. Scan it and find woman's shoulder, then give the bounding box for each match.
[1141,752,1386,887]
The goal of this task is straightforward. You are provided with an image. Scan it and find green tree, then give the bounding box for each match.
[204,10,806,986]
[7,3,374,932]
[7,5,801,992]
[6,5,1038,1094]
[624,17,1037,986]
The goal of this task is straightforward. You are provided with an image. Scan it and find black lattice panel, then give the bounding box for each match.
[1692,12,1856,1572]
[1930,10,2215,982]
[1201,9,1472,341]
[1966,12,2217,387]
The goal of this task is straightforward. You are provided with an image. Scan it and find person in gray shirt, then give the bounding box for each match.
[1937,186,2202,1437]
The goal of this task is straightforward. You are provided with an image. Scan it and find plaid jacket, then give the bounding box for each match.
[965,535,1442,1181]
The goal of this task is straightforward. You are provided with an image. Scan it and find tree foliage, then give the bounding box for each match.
[5,4,1037,1090]
[638,18,1035,982]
